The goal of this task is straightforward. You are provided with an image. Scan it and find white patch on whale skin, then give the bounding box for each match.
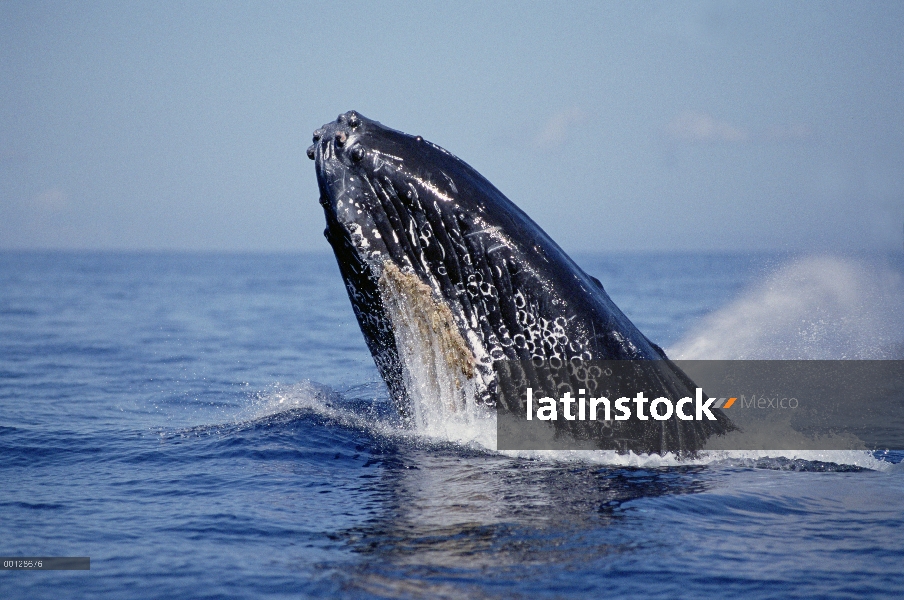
[378,261,494,438]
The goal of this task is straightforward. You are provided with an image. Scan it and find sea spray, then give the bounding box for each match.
[669,255,904,360]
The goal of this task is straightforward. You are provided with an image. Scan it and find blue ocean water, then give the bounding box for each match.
[2,250,903,599]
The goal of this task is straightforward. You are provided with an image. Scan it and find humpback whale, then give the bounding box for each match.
[308,111,733,454]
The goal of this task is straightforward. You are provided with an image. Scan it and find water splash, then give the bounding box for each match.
[377,262,497,448]
[669,255,904,360]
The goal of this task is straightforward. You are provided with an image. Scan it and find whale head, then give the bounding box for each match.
[308,111,733,452]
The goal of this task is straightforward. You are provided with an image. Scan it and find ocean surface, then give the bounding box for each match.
[2,250,903,599]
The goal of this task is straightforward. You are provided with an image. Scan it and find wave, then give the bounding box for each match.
[232,254,903,470]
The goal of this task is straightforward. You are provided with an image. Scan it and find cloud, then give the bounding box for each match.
[665,111,815,144]
[665,111,749,143]
[533,108,587,149]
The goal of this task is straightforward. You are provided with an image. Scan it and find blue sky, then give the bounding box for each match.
[2,1,902,252]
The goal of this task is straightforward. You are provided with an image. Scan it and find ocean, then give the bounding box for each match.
[2,250,903,599]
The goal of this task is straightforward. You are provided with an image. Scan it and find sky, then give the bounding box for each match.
[1,1,903,252]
